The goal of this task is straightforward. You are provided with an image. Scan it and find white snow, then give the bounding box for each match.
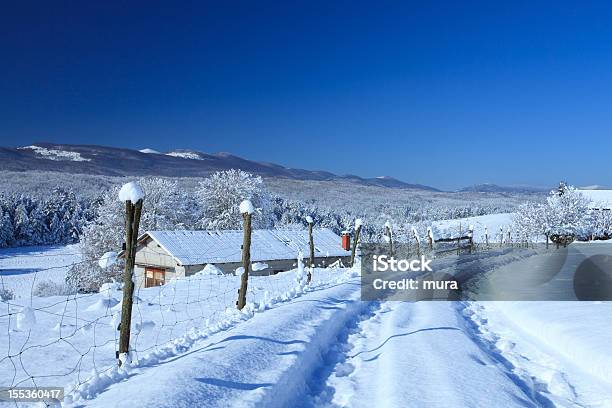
[16,306,36,331]
[0,244,357,404]
[139,148,160,154]
[19,145,91,162]
[465,301,612,406]
[3,242,612,407]
[354,218,363,230]
[196,264,224,276]
[98,251,118,268]
[384,220,391,229]
[143,229,349,266]
[251,262,269,272]
[433,213,514,242]
[118,181,145,203]
[0,244,81,298]
[305,215,313,224]
[166,151,203,160]
[578,189,612,209]
[239,199,255,214]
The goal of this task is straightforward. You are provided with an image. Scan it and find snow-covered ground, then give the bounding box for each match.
[1,244,612,407]
[433,213,514,243]
[0,244,81,299]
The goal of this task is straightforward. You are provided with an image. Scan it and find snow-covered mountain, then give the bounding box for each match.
[0,143,440,191]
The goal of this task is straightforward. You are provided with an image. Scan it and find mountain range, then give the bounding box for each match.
[0,143,442,191]
[0,143,563,193]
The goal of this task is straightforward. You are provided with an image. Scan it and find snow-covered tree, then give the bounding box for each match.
[589,208,612,240]
[196,170,273,230]
[547,184,591,240]
[0,208,14,247]
[513,183,591,245]
[67,178,196,292]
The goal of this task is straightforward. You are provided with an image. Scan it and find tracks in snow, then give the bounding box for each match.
[305,300,589,408]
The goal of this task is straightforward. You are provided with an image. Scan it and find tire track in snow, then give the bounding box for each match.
[309,301,548,408]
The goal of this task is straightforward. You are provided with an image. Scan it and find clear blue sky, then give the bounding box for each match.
[1,1,612,190]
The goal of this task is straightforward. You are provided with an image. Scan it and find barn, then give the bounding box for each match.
[129,228,352,288]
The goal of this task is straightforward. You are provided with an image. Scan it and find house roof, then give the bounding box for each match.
[578,189,612,209]
[138,228,350,266]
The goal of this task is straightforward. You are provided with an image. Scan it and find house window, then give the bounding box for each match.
[145,267,166,288]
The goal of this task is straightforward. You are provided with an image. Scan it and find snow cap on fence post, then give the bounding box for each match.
[118,182,145,203]
[355,218,363,230]
[239,199,254,215]
[306,215,313,224]
[98,251,118,268]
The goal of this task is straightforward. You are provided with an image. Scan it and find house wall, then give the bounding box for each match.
[134,238,184,288]
[132,234,352,288]
[184,255,351,277]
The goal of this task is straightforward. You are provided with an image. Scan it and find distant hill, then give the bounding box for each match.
[0,143,440,191]
[458,183,548,194]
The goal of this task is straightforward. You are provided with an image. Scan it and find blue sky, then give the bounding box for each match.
[1,1,612,190]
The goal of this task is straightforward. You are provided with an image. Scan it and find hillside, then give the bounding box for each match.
[0,143,438,191]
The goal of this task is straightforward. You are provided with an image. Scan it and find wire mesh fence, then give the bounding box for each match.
[0,190,535,407]
[0,238,353,406]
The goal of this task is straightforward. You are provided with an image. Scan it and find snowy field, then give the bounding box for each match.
[0,244,81,299]
[432,212,514,242]
[0,246,358,406]
[2,243,612,407]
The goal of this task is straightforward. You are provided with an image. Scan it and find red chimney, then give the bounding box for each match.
[341,232,351,251]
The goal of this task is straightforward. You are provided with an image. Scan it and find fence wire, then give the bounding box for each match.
[0,238,349,407]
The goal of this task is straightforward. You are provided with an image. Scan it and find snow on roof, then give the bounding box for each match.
[578,190,612,209]
[141,228,350,266]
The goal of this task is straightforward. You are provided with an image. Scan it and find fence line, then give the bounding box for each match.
[1,201,547,406]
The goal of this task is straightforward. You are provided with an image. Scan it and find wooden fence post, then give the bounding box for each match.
[468,225,474,254]
[350,219,362,267]
[484,226,489,248]
[118,192,143,365]
[427,227,433,251]
[384,221,394,255]
[237,201,253,310]
[499,226,504,248]
[307,217,314,284]
[457,223,462,255]
[412,226,420,257]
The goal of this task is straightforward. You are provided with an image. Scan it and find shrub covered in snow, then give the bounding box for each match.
[33,279,75,297]
[0,288,14,302]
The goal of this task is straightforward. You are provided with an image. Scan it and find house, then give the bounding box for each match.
[578,189,612,210]
[130,228,352,288]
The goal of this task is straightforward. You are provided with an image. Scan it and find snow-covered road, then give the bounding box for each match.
[3,245,611,407]
[83,277,612,407]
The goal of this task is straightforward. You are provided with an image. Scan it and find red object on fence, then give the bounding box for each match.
[341,232,351,251]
